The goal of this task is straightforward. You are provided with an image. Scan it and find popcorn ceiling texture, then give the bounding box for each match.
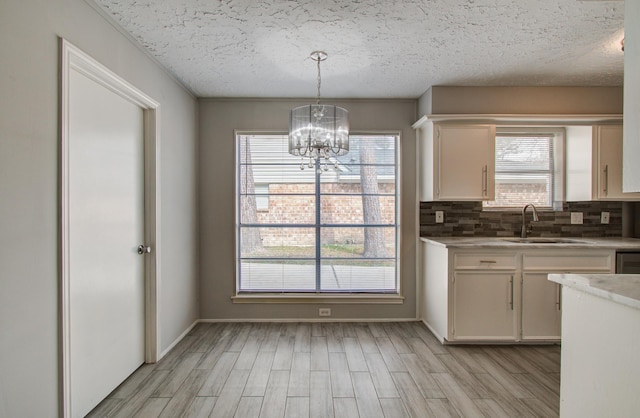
[420,201,623,238]
[92,0,624,98]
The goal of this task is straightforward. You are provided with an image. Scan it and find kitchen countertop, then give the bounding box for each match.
[548,273,640,310]
[420,236,640,250]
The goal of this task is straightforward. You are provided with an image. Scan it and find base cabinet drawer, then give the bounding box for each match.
[522,253,613,271]
[454,253,517,270]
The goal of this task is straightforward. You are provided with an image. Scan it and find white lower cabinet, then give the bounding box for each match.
[521,273,562,340]
[453,272,517,341]
[420,241,615,343]
[520,251,614,341]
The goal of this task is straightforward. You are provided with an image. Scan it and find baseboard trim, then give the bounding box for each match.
[158,319,199,360]
[421,319,446,344]
[197,317,419,323]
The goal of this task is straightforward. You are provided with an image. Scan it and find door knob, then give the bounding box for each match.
[137,245,151,255]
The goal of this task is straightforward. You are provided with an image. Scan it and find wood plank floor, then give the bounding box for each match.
[88,322,560,417]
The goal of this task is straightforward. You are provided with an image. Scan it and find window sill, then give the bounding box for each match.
[231,293,405,304]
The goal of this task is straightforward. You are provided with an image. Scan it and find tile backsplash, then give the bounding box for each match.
[419,201,622,237]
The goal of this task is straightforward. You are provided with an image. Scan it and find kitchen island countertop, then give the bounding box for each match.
[549,273,640,310]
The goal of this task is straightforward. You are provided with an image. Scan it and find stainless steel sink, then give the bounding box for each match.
[501,238,587,244]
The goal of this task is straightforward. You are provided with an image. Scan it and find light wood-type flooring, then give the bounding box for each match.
[88,322,560,417]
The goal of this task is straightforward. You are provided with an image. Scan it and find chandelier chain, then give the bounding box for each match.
[316,56,321,105]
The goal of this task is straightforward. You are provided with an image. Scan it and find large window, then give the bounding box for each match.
[484,128,564,210]
[236,133,398,293]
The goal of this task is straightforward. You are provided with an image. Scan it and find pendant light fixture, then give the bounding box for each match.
[288,51,349,173]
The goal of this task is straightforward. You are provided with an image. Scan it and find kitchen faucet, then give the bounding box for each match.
[521,203,539,238]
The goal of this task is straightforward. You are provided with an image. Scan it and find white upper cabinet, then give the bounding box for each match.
[416,121,495,201]
[596,125,640,200]
[623,0,640,192]
[566,125,640,201]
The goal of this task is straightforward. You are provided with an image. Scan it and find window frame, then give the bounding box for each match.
[484,127,565,211]
[234,131,401,298]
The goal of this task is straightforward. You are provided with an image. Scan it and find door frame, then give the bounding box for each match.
[59,38,160,418]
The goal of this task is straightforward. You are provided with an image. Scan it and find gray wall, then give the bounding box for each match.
[418,86,624,117]
[0,0,199,416]
[199,99,418,320]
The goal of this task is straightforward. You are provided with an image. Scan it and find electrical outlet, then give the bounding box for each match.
[571,212,583,225]
[318,308,331,317]
[435,211,444,223]
[601,211,610,224]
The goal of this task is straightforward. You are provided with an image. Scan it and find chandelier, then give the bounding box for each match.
[289,51,349,173]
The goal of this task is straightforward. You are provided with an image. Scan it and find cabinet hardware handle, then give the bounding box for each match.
[437,127,441,197]
[603,165,609,196]
[556,284,562,311]
[482,165,488,196]
[509,276,514,310]
[479,260,497,264]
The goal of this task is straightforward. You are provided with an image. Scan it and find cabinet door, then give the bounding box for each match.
[437,124,495,200]
[452,272,516,341]
[521,273,562,341]
[596,125,640,200]
[623,0,640,193]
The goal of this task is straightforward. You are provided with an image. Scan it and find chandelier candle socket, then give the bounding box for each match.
[289,51,349,173]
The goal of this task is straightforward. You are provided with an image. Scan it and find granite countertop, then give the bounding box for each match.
[549,273,640,310]
[420,236,640,250]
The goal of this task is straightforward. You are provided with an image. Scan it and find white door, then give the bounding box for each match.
[68,68,146,417]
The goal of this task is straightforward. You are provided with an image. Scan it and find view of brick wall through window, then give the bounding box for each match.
[485,183,550,207]
[420,201,623,237]
[257,183,396,246]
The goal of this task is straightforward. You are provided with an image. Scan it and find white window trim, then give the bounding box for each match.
[484,127,565,211]
[234,131,401,296]
[231,293,405,304]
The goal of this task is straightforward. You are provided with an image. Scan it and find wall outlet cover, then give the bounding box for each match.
[435,211,444,223]
[318,308,331,317]
[571,212,583,225]
[601,212,610,224]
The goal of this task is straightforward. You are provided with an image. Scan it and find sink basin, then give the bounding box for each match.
[501,238,586,244]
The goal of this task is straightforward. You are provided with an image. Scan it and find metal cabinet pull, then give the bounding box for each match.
[556,284,562,311]
[437,127,441,198]
[479,260,497,264]
[482,165,488,196]
[509,276,514,310]
[603,165,609,196]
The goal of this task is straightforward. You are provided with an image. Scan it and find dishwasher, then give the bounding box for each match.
[616,251,640,273]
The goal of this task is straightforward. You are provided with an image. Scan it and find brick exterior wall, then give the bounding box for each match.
[486,183,549,207]
[257,183,396,246]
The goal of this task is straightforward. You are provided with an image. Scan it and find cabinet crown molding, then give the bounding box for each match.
[413,114,623,129]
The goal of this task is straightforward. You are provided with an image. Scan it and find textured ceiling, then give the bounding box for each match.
[92,0,625,98]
